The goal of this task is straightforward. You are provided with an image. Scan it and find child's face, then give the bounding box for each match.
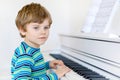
[21,19,50,48]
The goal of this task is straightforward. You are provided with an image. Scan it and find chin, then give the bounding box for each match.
[39,42,46,45]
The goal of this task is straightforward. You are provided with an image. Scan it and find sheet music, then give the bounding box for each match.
[81,0,102,33]
[82,0,118,33]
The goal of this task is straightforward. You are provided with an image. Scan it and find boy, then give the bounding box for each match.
[11,2,70,80]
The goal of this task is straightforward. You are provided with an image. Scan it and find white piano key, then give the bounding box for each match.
[65,70,87,80]
[60,77,69,80]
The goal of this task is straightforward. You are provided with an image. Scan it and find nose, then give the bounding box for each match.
[40,28,46,34]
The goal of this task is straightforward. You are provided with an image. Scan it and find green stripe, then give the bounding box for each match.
[32,69,46,76]
[26,47,31,53]
[16,57,34,64]
[35,60,44,66]
[49,74,54,80]
[32,52,41,59]
[14,67,31,74]
[19,46,23,55]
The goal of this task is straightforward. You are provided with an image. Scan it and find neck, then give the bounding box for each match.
[24,39,40,48]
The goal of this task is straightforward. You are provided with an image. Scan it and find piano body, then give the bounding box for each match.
[44,34,120,80]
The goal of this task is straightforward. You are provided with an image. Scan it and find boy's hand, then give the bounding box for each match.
[54,65,71,79]
[49,60,64,69]
[49,60,71,79]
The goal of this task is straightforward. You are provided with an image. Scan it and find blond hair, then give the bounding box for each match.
[15,2,52,37]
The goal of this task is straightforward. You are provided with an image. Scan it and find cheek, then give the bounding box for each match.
[46,31,49,36]
[26,31,35,38]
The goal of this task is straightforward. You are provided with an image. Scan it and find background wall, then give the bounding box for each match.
[0,0,92,79]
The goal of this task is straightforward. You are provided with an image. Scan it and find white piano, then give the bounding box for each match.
[43,34,120,80]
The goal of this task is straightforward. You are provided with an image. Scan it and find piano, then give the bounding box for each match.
[43,34,120,80]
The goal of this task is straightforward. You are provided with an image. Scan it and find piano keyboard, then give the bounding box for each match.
[50,54,109,80]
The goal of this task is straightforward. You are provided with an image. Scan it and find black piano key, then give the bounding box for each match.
[90,78,109,80]
[85,74,104,78]
[50,54,109,80]
[77,69,107,79]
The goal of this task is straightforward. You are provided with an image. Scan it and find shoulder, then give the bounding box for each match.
[14,47,34,63]
[14,42,40,57]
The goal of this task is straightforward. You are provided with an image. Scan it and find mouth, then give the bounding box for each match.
[39,37,46,39]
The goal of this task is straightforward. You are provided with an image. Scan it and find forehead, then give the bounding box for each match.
[28,19,50,26]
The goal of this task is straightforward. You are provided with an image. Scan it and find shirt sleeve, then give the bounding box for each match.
[39,73,58,80]
[13,54,34,80]
[13,54,58,80]
[45,61,50,70]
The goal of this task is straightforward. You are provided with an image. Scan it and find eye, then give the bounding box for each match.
[44,26,50,30]
[33,26,39,30]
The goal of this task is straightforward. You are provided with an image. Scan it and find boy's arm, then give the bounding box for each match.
[45,61,51,70]
[13,54,58,80]
[39,73,58,80]
[13,54,34,80]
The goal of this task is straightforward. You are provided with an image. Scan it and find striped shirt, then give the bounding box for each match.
[11,41,58,80]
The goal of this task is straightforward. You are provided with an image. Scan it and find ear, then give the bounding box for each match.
[19,27,26,36]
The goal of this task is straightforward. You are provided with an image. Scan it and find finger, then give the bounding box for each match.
[58,60,64,66]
